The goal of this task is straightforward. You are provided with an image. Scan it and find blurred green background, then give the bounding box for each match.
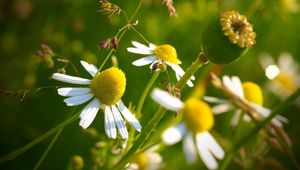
[0,0,300,169]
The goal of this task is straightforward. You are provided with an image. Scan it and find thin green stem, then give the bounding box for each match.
[33,128,63,170]
[111,55,206,170]
[130,26,150,44]
[0,112,80,164]
[218,88,300,170]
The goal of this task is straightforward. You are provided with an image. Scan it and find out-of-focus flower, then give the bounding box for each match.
[280,0,300,13]
[127,41,195,87]
[151,88,224,170]
[204,75,288,127]
[260,52,300,99]
[126,145,163,170]
[52,61,141,139]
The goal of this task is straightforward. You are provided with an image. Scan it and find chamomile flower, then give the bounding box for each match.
[52,61,141,139]
[204,75,288,127]
[127,41,195,87]
[151,88,224,170]
[260,52,300,99]
[126,145,163,170]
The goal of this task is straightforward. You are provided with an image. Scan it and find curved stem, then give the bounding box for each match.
[0,112,79,164]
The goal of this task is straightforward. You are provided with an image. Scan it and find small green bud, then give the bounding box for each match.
[69,155,84,170]
[201,10,256,64]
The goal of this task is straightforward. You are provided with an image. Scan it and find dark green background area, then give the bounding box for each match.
[0,0,299,169]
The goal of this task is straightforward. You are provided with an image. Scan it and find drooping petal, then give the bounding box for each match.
[63,93,93,106]
[183,133,197,163]
[230,109,242,126]
[52,73,91,85]
[196,132,219,170]
[231,76,244,98]
[111,105,128,139]
[222,75,235,94]
[117,101,142,132]
[168,63,195,86]
[211,104,233,114]
[127,46,153,55]
[57,87,91,97]
[80,60,98,77]
[104,106,117,139]
[204,132,224,160]
[132,56,157,66]
[79,98,100,129]
[203,96,230,104]
[162,123,186,145]
[151,88,184,112]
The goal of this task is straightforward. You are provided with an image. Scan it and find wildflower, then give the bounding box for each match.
[201,10,256,64]
[127,41,195,87]
[204,75,288,127]
[52,61,141,139]
[260,52,300,99]
[151,88,224,170]
[126,145,163,170]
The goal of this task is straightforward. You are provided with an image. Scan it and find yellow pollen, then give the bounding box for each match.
[154,44,179,64]
[134,153,148,169]
[90,67,126,105]
[242,82,263,105]
[183,99,214,133]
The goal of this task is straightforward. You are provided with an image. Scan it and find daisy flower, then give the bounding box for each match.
[126,145,163,170]
[204,75,288,127]
[151,88,224,170]
[259,52,300,99]
[127,41,195,87]
[52,61,141,139]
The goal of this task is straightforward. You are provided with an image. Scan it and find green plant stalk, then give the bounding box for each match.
[0,112,80,164]
[111,56,206,170]
[33,128,63,170]
[218,88,300,170]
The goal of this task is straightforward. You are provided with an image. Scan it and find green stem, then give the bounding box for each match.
[33,128,63,170]
[0,112,79,164]
[218,88,300,170]
[111,55,206,170]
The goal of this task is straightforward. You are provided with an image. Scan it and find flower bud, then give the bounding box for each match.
[201,10,256,64]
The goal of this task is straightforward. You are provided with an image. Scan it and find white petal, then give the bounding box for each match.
[196,133,219,170]
[63,93,93,106]
[80,60,98,77]
[203,96,230,104]
[204,132,224,160]
[132,41,152,52]
[52,73,90,85]
[127,47,153,55]
[151,88,183,112]
[186,79,194,87]
[57,87,91,97]
[231,76,244,98]
[162,123,186,145]
[230,109,242,126]
[79,98,100,129]
[149,43,156,50]
[183,133,197,163]
[168,63,195,84]
[211,104,233,114]
[111,105,128,139]
[117,101,142,132]
[222,75,235,94]
[147,153,162,165]
[132,56,157,66]
[104,106,117,139]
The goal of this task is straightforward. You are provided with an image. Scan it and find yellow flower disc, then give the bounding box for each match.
[134,153,148,169]
[242,82,263,105]
[154,44,179,64]
[276,72,296,92]
[90,67,126,105]
[183,99,214,133]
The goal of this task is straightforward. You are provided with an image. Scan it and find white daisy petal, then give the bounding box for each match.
[111,105,128,139]
[132,41,153,52]
[80,60,98,77]
[132,56,157,66]
[104,106,117,139]
[127,47,153,55]
[186,79,194,87]
[151,88,184,112]
[52,73,91,85]
[222,75,235,94]
[79,98,100,129]
[63,93,93,106]
[211,104,233,114]
[162,123,186,145]
[230,109,242,126]
[183,133,197,163]
[203,96,230,104]
[204,132,224,160]
[117,101,142,132]
[196,132,219,170]
[149,43,156,50]
[57,87,91,97]
[231,76,244,98]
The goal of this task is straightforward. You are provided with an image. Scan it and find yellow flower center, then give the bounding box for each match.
[183,99,214,133]
[275,72,296,92]
[134,153,148,170]
[242,82,263,105]
[90,67,126,105]
[154,44,179,64]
